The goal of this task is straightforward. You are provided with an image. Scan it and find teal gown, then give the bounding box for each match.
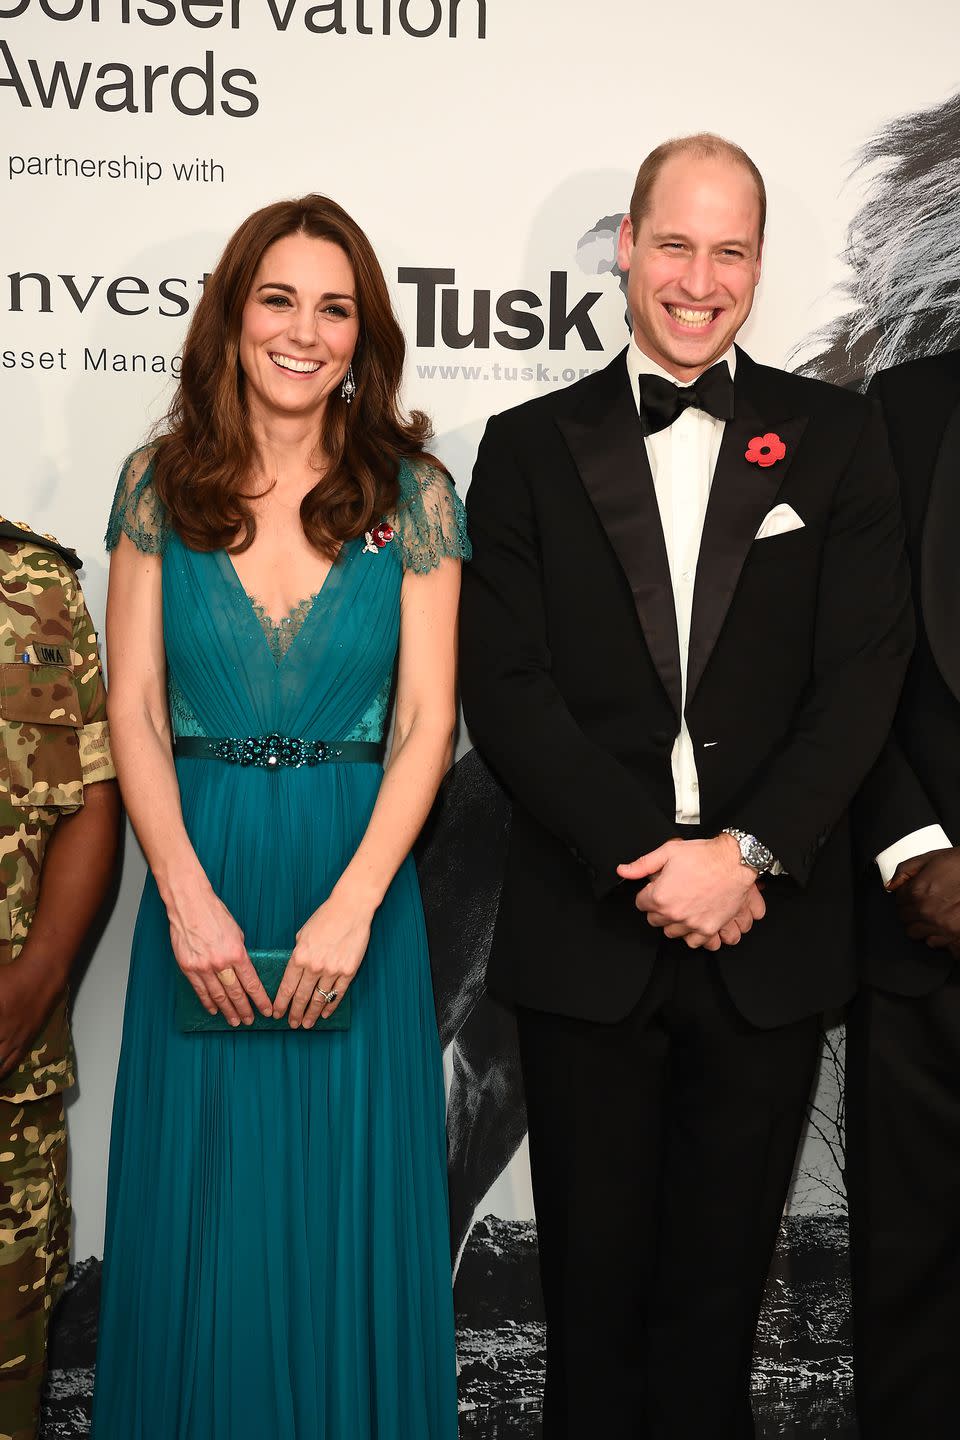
[91,451,468,1440]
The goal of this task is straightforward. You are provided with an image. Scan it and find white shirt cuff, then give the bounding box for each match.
[875,825,953,887]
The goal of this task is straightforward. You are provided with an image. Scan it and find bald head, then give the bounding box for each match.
[630,133,766,246]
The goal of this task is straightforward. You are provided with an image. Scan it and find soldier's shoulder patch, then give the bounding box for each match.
[0,517,81,570]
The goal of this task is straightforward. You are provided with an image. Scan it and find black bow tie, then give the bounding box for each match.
[636,361,735,436]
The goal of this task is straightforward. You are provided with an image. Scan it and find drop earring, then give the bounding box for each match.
[341,363,356,405]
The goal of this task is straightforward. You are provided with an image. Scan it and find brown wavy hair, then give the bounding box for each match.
[151,195,432,556]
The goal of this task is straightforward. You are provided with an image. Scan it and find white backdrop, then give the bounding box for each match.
[2,0,958,1259]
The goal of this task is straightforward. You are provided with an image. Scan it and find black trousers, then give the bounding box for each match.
[517,946,820,1440]
[846,970,960,1440]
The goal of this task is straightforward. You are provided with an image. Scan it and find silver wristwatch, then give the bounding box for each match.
[720,827,777,876]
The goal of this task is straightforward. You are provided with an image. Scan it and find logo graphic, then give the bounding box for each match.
[576,211,629,330]
[398,266,605,352]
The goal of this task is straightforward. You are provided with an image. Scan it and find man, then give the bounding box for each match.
[846,350,960,1440]
[0,517,119,1440]
[459,134,913,1438]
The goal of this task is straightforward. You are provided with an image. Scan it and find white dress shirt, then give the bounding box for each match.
[875,824,952,886]
[625,339,940,880]
[626,337,735,826]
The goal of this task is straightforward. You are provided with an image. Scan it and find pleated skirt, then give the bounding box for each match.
[91,760,459,1439]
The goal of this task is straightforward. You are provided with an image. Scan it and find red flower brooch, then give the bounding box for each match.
[745,433,786,468]
[363,522,394,554]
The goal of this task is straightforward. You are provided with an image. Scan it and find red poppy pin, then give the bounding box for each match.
[745,433,787,468]
[363,522,395,554]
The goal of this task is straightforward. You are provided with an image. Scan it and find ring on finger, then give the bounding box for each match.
[314,984,338,1005]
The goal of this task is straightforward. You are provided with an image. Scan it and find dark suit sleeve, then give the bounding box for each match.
[460,415,675,898]
[729,403,914,884]
[853,736,942,867]
[850,372,946,871]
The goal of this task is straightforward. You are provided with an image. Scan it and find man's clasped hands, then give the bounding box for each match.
[619,836,960,954]
[617,834,764,951]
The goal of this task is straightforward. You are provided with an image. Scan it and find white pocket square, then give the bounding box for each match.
[754,503,805,541]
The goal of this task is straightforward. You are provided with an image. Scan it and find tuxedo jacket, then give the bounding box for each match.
[460,347,913,1029]
[855,351,960,995]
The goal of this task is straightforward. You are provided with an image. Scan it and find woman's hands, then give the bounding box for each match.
[167,867,373,1030]
[272,886,374,1029]
[168,880,273,1026]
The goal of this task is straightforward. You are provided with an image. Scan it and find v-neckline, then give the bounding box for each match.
[214,542,355,670]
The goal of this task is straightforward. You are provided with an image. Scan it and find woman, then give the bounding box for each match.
[92,196,468,1439]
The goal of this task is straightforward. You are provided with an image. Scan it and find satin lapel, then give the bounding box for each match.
[922,396,960,704]
[556,361,682,715]
[686,407,808,704]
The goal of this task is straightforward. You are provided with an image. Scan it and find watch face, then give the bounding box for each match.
[745,838,772,871]
[722,829,772,872]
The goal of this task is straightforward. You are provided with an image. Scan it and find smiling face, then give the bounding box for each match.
[239,231,360,426]
[617,152,762,382]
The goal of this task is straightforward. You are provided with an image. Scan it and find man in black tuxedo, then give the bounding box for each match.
[847,350,960,1440]
[459,133,913,1439]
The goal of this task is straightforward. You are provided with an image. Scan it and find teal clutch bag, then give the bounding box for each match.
[174,949,352,1033]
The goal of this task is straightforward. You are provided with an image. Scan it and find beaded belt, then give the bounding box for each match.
[173,735,381,769]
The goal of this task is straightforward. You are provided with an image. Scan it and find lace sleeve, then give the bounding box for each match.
[104,446,168,554]
[392,459,472,574]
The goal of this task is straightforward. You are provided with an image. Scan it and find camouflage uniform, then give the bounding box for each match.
[0,519,115,1440]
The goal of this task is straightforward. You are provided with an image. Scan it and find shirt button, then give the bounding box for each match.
[682,570,693,583]
[691,781,699,791]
